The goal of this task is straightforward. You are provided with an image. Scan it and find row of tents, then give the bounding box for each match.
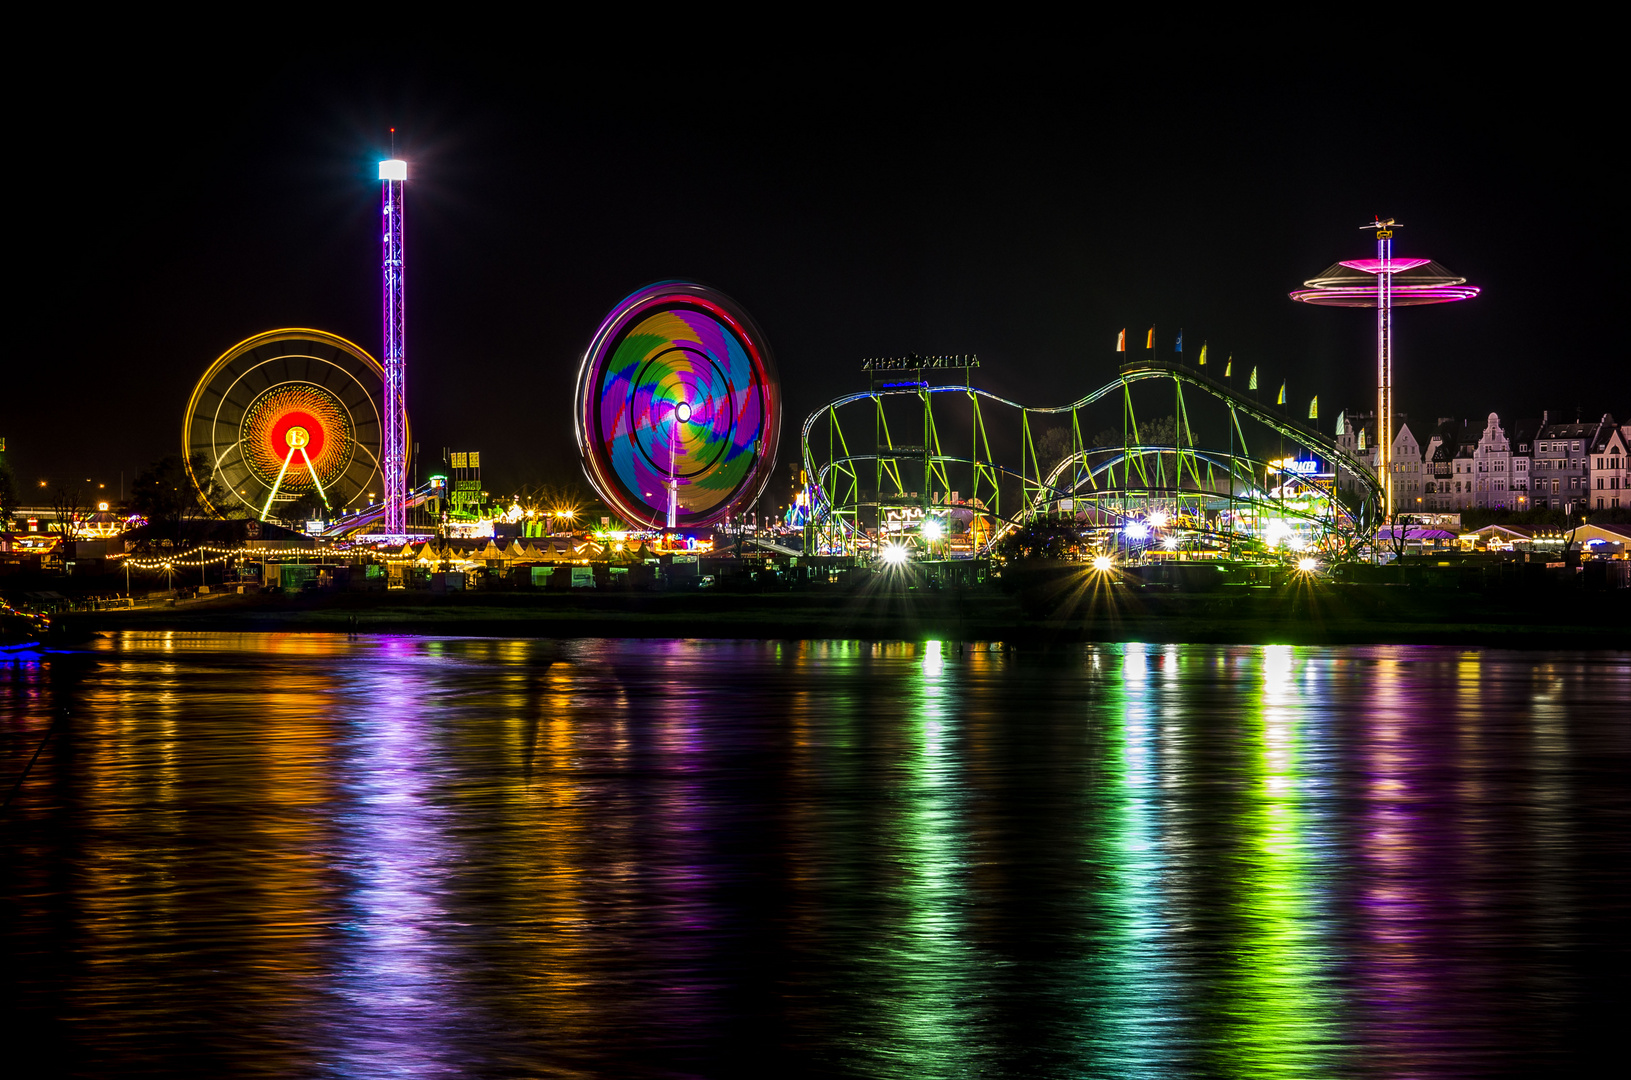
[377,537,664,567]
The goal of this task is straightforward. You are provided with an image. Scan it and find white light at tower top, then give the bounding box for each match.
[379,159,407,181]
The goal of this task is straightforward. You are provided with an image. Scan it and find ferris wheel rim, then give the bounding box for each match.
[184,328,404,520]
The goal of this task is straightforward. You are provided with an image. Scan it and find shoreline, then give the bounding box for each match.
[55,585,1631,649]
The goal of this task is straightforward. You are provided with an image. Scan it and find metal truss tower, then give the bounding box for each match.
[379,154,408,534]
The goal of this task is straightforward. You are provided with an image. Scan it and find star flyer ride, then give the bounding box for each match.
[575,282,781,532]
[1290,218,1479,520]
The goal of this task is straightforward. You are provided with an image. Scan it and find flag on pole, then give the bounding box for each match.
[1309,396,1318,420]
[1335,410,1346,436]
[1248,365,1257,390]
[1198,342,1208,366]
[1117,329,1125,352]
[1225,356,1232,377]
[1277,382,1286,405]
[1358,427,1367,451]
[1146,328,1154,349]
[1175,330,1183,353]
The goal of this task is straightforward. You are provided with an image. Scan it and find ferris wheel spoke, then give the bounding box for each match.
[260,445,299,522]
[299,446,330,508]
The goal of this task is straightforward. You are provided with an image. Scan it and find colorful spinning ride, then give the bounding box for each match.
[575,283,781,529]
[1290,220,1479,519]
[185,329,393,521]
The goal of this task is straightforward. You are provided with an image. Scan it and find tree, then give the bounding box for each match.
[1036,426,1076,477]
[132,454,232,540]
[1089,414,1179,449]
[1386,514,1417,561]
[998,519,1083,561]
[46,482,85,540]
[0,455,17,526]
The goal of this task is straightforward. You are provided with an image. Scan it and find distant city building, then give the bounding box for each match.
[1588,416,1629,511]
[1334,407,1623,516]
[1391,421,1425,512]
[1516,413,1607,512]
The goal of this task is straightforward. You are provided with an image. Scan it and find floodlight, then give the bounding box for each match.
[379,159,408,181]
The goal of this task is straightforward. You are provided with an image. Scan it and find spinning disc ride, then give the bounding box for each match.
[575,282,781,529]
[184,329,393,521]
[1290,219,1479,519]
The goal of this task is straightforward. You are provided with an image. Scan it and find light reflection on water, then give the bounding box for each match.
[1,633,1626,1078]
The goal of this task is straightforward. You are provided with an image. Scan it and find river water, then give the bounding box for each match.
[2,633,1626,1078]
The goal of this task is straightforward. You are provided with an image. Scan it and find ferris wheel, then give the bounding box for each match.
[575,282,781,530]
[184,329,397,521]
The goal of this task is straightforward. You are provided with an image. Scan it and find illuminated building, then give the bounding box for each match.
[1514,412,1619,512]
[1290,220,1479,520]
[1588,418,1630,511]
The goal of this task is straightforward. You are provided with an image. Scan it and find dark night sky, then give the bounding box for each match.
[8,37,1623,500]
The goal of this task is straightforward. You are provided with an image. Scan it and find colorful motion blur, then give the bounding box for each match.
[185,329,393,521]
[240,383,356,495]
[576,283,780,529]
[1290,223,1478,520]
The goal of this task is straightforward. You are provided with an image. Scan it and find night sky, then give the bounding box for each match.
[11,40,1622,501]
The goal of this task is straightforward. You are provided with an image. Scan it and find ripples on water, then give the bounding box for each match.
[2,633,1626,1078]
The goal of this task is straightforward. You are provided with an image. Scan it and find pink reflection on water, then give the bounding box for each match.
[323,638,469,1076]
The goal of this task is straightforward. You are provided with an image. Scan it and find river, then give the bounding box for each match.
[3,633,1625,1077]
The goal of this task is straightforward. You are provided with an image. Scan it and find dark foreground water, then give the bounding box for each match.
[2,634,1626,1078]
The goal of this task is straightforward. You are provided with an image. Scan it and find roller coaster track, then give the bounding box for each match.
[802,358,1382,558]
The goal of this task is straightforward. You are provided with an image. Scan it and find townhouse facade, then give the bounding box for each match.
[1588,418,1630,512]
[1332,408,1623,516]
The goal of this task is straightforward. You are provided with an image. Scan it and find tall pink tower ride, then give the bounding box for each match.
[379,150,408,534]
[1291,220,1479,521]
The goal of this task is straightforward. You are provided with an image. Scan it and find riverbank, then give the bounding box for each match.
[57,582,1631,648]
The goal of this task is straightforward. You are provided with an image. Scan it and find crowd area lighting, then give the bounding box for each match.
[1092,554,1115,573]
[921,519,944,542]
[881,544,910,567]
[1297,557,1319,573]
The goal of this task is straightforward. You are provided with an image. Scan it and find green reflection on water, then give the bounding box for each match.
[880,639,984,1072]
[1082,641,1186,1077]
[1220,644,1344,1077]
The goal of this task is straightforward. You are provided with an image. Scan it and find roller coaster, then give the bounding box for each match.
[801,358,1382,561]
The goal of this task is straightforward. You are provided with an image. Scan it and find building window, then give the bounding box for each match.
[1599,498,1606,509]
